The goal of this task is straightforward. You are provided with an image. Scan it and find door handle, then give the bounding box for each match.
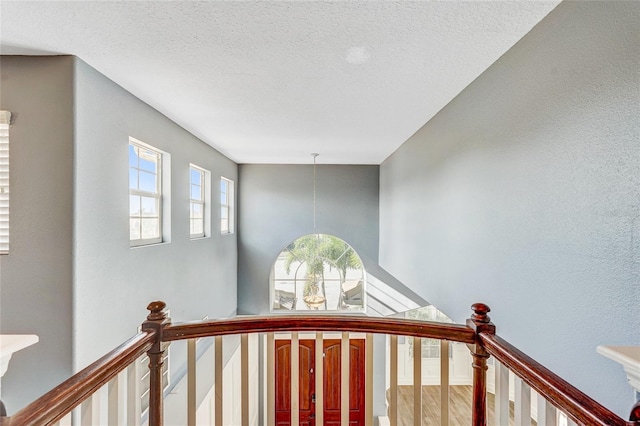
[311,393,316,403]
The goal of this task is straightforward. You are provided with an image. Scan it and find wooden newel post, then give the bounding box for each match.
[466,303,495,426]
[142,301,171,426]
[630,400,640,423]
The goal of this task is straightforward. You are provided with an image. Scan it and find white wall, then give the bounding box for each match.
[379,1,639,417]
[0,56,75,412]
[73,58,238,374]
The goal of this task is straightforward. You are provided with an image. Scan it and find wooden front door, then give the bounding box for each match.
[274,338,365,425]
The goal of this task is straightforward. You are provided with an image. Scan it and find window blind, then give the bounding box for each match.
[0,111,11,254]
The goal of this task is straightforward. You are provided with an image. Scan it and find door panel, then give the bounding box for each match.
[275,338,365,425]
[274,340,315,425]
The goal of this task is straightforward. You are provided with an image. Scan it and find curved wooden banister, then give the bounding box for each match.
[4,331,154,426]
[162,315,477,344]
[478,332,630,426]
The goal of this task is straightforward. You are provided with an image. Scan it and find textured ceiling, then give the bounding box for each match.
[0,1,560,164]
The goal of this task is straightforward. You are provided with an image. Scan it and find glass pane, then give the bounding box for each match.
[192,219,203,236]
[129,168,138,190]
[141,218,159,239]
[138,149,158,172]
[190,168,201,186]
[220,179,227,193]
[130,218,141,240]
[221,218,229,233]
[192,202,203,219]
[139,171,157,193]
[141,196,158,217]
[130,195,141,216]
[220,192,227,204]
[220,206,228,220]
[191,184,202,200]
[129,145,138,167]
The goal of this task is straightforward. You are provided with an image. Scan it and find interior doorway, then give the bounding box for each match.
[274,338,365,425]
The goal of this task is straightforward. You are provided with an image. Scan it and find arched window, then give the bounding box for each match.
[270,234,366,312]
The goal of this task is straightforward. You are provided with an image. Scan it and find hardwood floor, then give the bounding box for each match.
[394,385,535,426]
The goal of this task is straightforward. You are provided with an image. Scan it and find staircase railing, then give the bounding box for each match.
[0,302,638,426]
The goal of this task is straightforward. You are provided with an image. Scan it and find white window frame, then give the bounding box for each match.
[0,111,11,255]
[220,176,234,234]
[189,164,210,239]
[129,138,164,247]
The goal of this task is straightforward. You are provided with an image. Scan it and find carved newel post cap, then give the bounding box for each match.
[147,301,167,321]
[471,303,491,323]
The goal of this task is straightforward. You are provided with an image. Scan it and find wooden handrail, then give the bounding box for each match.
[2,331,154,426]
[162,314,477,344]
[478,332,633,426]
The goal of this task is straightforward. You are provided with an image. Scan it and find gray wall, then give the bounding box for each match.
[0,55,238,412]
[380,1,639,417]
[73,59,238,373]
[237,164,379,315]
[0,56,75,411]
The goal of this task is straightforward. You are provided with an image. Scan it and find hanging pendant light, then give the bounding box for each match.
[303,153,326,310]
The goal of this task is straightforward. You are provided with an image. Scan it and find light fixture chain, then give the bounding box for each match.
[312,153,319,232]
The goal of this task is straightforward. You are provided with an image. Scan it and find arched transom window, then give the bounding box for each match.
[270,234,366,312]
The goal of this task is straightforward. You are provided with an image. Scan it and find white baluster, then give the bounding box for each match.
[127,359,142,426]
[80,393,100,426]
[494,361,509,426]
[341,332,350,426]
[514,376,531,426]
[215,336,223,426]
[267,333,275,426]
[440,340,450,426]
[316,331,324,426]
[108,370,126,425]
[187,338,197,426]
[389,335,398,426]
[413,337,422,426]
[241,333,249,426]
[536,393,557,426]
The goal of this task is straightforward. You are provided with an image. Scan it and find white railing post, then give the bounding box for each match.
[315,331,324,426]
[291,332,300,425]
[389,334,398,426]
[214,336,223,426]
[514,376,531,426]
[537,393,557,426]
[494,361,509,426]
[127,359,142,425]
[108,370,126,425]
[241,333,249,426]
[267,333,275,426]
[440,340,450,426]
[413,337,422,426]
[187,338,197,426]
[341,332,350,426]
[365,333,374,426]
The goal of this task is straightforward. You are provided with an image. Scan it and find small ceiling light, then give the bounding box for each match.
[346,46,370,64]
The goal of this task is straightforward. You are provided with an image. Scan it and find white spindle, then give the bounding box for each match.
[107,370,126,425]
[241,333,249,426]
[267,333,275,426]
[187,338,197,426]
[80,393,100,426]
[389,334,398,426]
[440,340,450,426]
[365,333,374,426]
[413,337,422,426]
[494,361,509,426]
[514,376,531,426]
[315,332,324,426]
[537,393,557,426]
[58,412,72,426]
[127,359,142,426]
[341,332,350,426]
[291,332,300,425]
[215,336,223,426]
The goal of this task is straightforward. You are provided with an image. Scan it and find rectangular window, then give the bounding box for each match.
[220,177,234,234]
[129,138,163,246]
[190,165,209,239]
[0,111,11,255]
